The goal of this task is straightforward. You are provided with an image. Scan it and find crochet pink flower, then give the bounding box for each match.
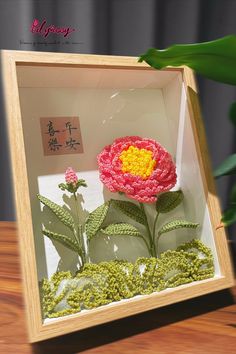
[65,167,78,186]
[97,136,177,203]
[59,167,87,193]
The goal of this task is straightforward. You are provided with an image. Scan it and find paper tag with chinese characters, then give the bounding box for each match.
[40,117,84,156]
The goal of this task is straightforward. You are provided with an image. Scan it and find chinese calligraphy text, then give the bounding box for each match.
[40,117,84,156]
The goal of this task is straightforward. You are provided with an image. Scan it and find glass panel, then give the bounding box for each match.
[16,65,217,322]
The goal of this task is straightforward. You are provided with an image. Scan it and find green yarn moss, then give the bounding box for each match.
[41,239,215,319]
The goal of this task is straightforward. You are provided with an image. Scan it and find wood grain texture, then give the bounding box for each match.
[1,222,236,354]
[0,50,234,342]
[183,66,234,285]
[1,50,43,342]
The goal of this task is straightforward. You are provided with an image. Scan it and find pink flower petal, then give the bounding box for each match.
[97,136,177,203]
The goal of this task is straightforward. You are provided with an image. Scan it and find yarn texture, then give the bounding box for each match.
[97,136,177,203]
[41,239,214,319]
[65,167,78,186]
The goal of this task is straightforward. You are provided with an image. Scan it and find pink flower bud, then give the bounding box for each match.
[65,167,78,186]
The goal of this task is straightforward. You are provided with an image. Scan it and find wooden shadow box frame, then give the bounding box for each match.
[0,50,234,342]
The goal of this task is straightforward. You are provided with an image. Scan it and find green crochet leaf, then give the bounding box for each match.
[85,202,109,241]
[37,194,74,230]
[77,179,87,188]
[42,229,79,252]
[111,199,146,225]
[158,220,199,237]
[101,223,141,237]
[156,191,184,213]
[58,183,66,191]
[139,35,236,85]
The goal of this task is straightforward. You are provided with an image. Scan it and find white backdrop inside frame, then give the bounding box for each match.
[17,66,220,280]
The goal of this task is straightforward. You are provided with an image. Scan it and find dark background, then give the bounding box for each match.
[0,0,235,262]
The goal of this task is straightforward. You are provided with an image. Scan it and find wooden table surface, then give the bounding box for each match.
[1,221,236,354]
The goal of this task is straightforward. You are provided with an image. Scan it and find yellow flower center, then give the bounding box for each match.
[119,145,156,179]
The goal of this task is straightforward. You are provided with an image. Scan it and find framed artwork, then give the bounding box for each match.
[1,50,234,342]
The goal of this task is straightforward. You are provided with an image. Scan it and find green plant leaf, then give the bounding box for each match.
[85,202,109,241]
[221,184,236,226]
[138,35,236,85]
[214,154,236,178]
[222,206,236,226]
[230,183,236,204]
[37,194,74,230]
[42,229,80,253]
[111,199,146,225]
[229,102,236,126]
[156,191,184,213]
[158,220,199,237]
[101,223,142,237]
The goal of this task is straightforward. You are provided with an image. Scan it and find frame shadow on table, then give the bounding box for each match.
[32,287,235,354]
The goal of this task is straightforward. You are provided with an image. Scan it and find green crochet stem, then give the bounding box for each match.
[138,203,169,257]
[137,198,199,258]
[41,239,214,319]
[73,192,87,267]
[152,211,159,254]
[139,203,156,257]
